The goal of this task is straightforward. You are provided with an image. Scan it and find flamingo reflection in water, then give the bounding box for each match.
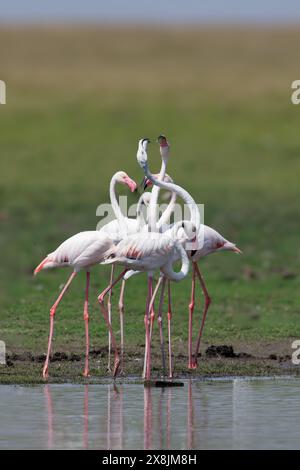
[107,384,123,450]
[144,387,153,449]
[84,385,89,449]
[44,385,53,450]
[44,384,91,450]
[143,384,195,450]
[187,380,194,450]
[44,382,195,450]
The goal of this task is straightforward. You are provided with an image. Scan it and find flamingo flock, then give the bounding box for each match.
[34,136,241,381]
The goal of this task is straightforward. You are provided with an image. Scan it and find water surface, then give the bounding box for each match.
[0,378,299,450]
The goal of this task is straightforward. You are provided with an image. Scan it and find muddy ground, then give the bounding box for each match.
[1,342,299,384]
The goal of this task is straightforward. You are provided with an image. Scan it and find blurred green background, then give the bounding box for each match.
[0,25,300,359]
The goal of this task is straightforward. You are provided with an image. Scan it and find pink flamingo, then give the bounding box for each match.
[137,138,200,378]
[143,138,242,371]
[99,138,200,380]
[34,171,137,379]
[187,226,242,368]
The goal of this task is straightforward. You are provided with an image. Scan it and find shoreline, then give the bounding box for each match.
[1,346,299,385]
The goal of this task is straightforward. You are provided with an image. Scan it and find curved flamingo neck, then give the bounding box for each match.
[157,190,176,229]
[163,244,189,281]
[162,222,190,281]
[148,158,167,232]
[158,221,189,281]
[109,174,126,233]
[141,161,200,232]
[136,194,148,231]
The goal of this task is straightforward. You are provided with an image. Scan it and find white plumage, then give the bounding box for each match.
[34,231,114,273]
[34,170,137,380]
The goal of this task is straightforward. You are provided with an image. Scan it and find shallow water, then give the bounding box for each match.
[0,378,299,449]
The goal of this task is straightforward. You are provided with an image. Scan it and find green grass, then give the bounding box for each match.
[0,25,300,381]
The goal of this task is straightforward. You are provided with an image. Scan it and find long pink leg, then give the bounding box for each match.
[43,271,77,379]
[192,263,211,368]
[167,280,173,379]
[107,265,115,372]
[98,268,128,377]
[142,276,154,380]
[118,279,126,374]
[142,275,153,379]
[146,276,164,380]
[157,276,167,377]
[83,271,90,377]
[188,263,196,369]
[98,268,128,304]
[149,277,155,340]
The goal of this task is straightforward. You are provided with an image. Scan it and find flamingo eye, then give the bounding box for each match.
[216,241,224,249]
[192,226,196,233]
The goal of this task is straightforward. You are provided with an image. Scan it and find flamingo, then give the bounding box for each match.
[124,135,175,377]
[131,135,172,378]
[144,182,242,370]
[136,137,203,378]
[34,171,137,379]
[143,138,242,370]
[141,136,176,377]
[98,138,201,379]
[123,138,185,378]
[187,226,242,369]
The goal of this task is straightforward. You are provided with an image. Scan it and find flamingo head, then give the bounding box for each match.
[116,171,138,193]
[197,226,242,257]
[137,138,150,170]
[157,134,170,159]
[209,231,242,255]
[180,221,197,243]
[220,241,242,254]
[140,192,152,206]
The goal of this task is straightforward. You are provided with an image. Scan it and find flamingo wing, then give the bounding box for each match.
[35,231,114,273]
[103,232,175,269]
[72,234,114,268]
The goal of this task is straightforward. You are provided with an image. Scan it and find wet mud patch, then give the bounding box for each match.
[6,348,109,364]
[205,345,253,359]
